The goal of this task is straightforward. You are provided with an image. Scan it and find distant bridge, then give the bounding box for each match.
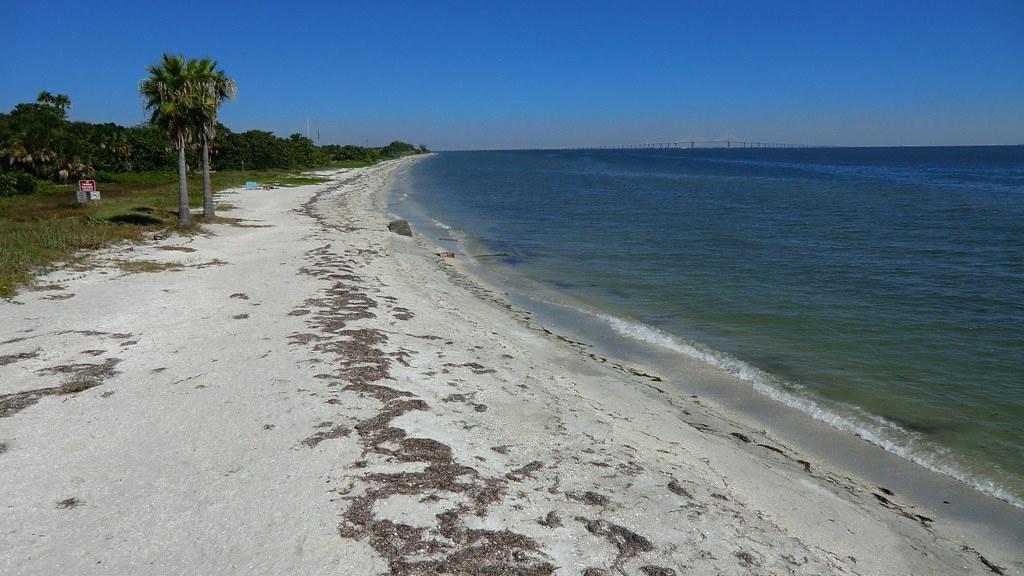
[443,139,822,152]
[591,139,817,150]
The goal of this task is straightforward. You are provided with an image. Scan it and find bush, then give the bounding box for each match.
[0,173,14,197]
[0,171,39,196]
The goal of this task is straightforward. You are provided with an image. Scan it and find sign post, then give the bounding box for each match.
[77,180,100,203]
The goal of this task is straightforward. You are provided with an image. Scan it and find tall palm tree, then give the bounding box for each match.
[139,53,203,225]
[192,59,236,217]
[36,91,71,114]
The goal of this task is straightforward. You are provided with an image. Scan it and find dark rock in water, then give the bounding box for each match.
[387,219,412,237]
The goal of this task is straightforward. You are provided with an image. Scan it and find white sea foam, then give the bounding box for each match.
[429,217,453,231]
[593,312,1024,509]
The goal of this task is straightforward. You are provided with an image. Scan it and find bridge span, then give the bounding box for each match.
[442,139,822,152]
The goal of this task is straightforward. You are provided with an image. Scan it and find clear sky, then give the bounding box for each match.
[3,0,1022,148]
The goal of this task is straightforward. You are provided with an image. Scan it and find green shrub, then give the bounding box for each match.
[0,171,39,197]
[0,173,14,197]
[15,172,38,194]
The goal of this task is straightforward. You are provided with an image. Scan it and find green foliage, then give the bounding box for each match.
[140,52,210,224]
[0,68,432,295]
[0,171,39,196]
[213,128,328,170]
[0,173,16,196]
[36,91,71,113]
[380,140,419,159]
[14,171,39,194]
[190,59,236,145]
[0,97,174,182]
[0,89,429,188]
[320,144,380,164]
[318,140,428,166]
[139,53,206,150]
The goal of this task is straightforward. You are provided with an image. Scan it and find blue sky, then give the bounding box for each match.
[3,0,1022,148]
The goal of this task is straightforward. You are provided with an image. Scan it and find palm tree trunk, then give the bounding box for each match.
[202,139,214,217]
[177,137,190,225]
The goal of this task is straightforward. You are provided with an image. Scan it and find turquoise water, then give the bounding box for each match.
[392,147,1024,507]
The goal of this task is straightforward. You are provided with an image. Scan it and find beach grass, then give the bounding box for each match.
[0,168,326,297]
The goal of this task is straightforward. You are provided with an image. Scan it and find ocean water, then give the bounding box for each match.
[390,147,1024,508]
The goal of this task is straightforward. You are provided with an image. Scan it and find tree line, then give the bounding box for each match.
[0,55,428,222]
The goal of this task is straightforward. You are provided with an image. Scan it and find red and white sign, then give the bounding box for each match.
[78,180,96,192]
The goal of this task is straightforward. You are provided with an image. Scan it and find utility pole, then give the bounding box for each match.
[306,116,310,140]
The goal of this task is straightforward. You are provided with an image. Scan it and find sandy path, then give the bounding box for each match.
[1,158,1018,575]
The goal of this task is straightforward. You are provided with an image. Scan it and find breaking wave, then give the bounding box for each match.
[593,312,1024,509]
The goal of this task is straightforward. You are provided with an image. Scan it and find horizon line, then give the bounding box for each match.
[436,142,1024,152]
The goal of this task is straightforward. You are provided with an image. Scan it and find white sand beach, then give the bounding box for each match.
[1,157,1020,575]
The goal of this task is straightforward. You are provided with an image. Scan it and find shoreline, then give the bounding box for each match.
[1,158,1020,574]
[380,156,1021,571]
[388,157,1024,520]
[388,148,1024,515]
[383,157,1023,569]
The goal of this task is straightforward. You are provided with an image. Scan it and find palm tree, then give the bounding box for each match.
[139,53,203,225]
[191,59,236,217]
[36,91,71,114]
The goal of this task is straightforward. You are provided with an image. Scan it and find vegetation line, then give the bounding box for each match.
[1,52,429,296]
